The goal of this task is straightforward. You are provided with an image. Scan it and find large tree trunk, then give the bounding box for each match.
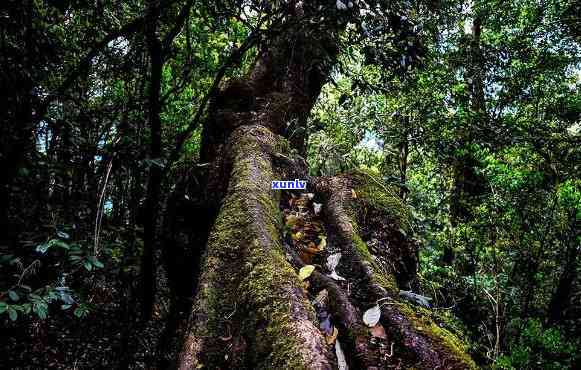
[141,0,164,320]
[445,15,488,266]
[0,0,37,247]
[173,3,477,369]
[176,127,477,368]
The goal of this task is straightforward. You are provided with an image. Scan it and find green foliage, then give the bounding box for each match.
[0,285,79,322]
[0,228,104,322]
[557,179,581,218]
[495,319,577,370]
[304,0,580,367]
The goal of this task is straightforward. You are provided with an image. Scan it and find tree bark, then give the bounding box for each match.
[177,126,477,368]
[175,3,477,368]
[0,0,36,246]
[446,14,488,265]
[141,0,164,320]
[142,0,193,320]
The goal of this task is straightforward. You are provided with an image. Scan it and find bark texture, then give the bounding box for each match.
[174,2,477,369]
[316,172,477,369]
[178,125,332,369]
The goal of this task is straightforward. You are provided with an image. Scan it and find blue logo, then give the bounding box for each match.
[271,179,307,190]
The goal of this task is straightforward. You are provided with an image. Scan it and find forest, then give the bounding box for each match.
[1,0,580,369]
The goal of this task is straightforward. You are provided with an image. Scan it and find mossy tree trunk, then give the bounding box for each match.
[445,15,489,267]
[171,2,478,369]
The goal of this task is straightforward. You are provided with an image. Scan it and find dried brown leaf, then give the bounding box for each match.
[326,326,339,345]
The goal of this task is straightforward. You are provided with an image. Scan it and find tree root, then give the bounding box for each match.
[176,127,476,369]
[312,174,478,369]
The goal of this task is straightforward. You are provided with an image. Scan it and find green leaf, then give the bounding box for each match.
[298,265,316,280]
[8,307,17,321]
[83,260,93,271]
[0,302,7,314]
[33,303,48,320]
[92,259,104,269]
[61,304,72,310]
[57,231,70,239]
[52,239,70,249]
[36,242,50,253]
[17,167,30,177]
[47,290,58,300]
[8,290,19,302]
[74,307,88,318]
[0,254,14,263]
[69,245,83,254]
[22,303,32,314]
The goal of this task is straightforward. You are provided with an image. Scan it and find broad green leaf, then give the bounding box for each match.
[83,260,93,271]
[33,303,48,320]
[57,231,70,239]
[92,260,104,269]
[74,307,89,318]
[22,303,32,314]
[8,307,17,321]
[52,240,70,249]
[36,243,50,253]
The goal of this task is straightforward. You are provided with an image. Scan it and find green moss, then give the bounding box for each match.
[395,302,478,369]
[351,228,398,294]
[352,231,374,261]
[341,171,475,368]
[193,126,285,340]
[349,168,412,232]
[240,239,314,370]
[198,191,253,333]
[274,135,291,156]
[199,126,319,368]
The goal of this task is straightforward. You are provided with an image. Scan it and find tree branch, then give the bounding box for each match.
[162,0,195,55]
[33,16,147,125]
[165,29,260,167]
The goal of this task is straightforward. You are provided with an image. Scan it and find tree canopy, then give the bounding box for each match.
[1,0,579,368]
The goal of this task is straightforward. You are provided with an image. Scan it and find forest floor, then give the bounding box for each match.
[2,272,169,369]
